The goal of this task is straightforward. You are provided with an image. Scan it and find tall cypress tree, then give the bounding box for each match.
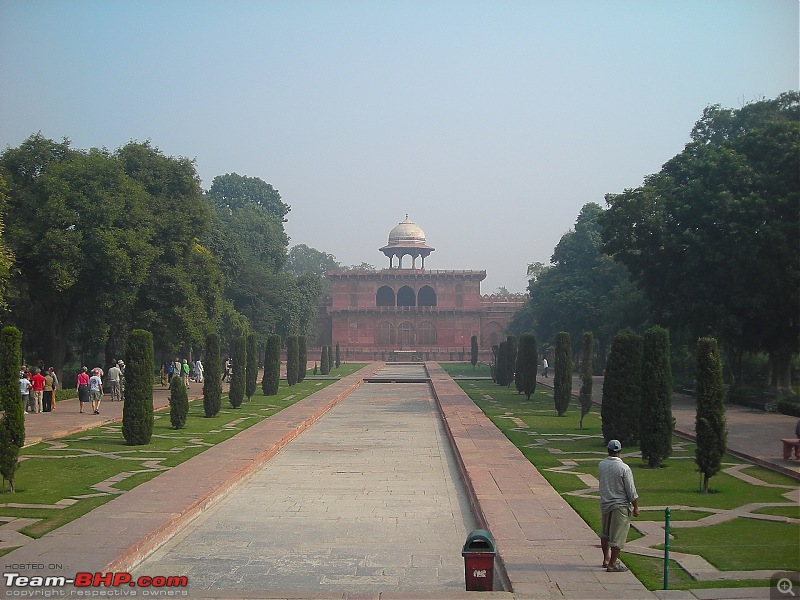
[229,333,246,408]
[297,336,307,383]
[246,333,257,401]
[639,326,673,468]
[695,337,727,492]
[553,332,572,416]
[169,374,189,429]
[470,335,478,371]
[0,327,24,492]
[203,332,222,417]
[122,329,154,445]
[262,334,281,396]
[601,331,642,446]
[335,342,341,369]
[320,345,330,375]
[495,341,509,386]
[505,335,517,388]
[517,333,538,400]
[327,345,333,371]
[286,335,299,386]
[579,331,594,429]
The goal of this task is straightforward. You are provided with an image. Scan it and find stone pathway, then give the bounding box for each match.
[132,365,477,593]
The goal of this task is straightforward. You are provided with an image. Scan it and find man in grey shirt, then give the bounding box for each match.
[598,439,639,572]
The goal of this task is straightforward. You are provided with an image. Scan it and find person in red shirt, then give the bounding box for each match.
[30,368,46,413]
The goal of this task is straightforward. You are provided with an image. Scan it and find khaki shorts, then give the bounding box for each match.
[601,505,632,549]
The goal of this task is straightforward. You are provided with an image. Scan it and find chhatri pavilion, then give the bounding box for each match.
[318,216,525,361]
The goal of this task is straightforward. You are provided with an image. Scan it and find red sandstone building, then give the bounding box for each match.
[319,217,525,361]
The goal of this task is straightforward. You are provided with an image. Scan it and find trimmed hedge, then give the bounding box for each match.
[122,329,154,445]
[203,332,222,417]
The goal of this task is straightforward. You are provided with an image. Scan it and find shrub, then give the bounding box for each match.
[169,375,189,429]
[229,334,246,408]
[601,331,643,446]
[246,334,257,401]
[470,335,478,370]
[639,325,673,468]
[554,332,572,416]
[505,335,517,387]
[203,332,222,417]
[0,327,23,491]
[517,333,537,400]
[320,345,330,375]
[695,337,727,492]
[579,331,594,429]
[286,335,299,386]
[262,334,281,396]
[297,336,307,383]
[122,329,154,445]
[496,342,509,386]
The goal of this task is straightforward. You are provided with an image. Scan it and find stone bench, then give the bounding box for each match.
[781,438,800,460]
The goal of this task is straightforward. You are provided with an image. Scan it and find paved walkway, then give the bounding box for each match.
[2,365,796,599]
[133,364,477,594]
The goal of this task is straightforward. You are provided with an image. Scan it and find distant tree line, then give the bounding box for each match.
[510,92,799,395]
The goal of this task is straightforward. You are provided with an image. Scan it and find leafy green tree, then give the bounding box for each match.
[470,335,478,370]
[286,335,299,386]
[297,335,307,383]
[0,327,23,491]
[206,172,290,221]
[262,334,281,396]
[320,345,330,375]
[695,337,727,492]
[122,330,154,445]
[285,244,339,278]
[639,326,673,468]
[117,141,221,361]
[579,332,594,429]
[229,334,246,408]
[495,341,509,386]
[505,335,517,388]
[203,332,222,417]
[169,374,189,429]
[335,342,341,369]
[517,333,538,400]
[553,332,572,416]
[514,204,648,372]
[601,93,799,390]
[1,135,156,376]
[601,331,643,446]
[246,333,258,400]
[0,176,14,312]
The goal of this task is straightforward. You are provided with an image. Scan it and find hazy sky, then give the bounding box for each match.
[1,0,797,293]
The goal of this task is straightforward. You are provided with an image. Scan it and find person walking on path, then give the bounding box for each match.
[48,367,59,410]
[30,368,45,413]
[181,359,190,389]
[76,367,90,413]
[542,357,549,378]
[194,359,203,383]
[107,361,122,402]
[88,369,103,415]
[19,371,31,412]
[598,439,639,572]
[42,369,54,412]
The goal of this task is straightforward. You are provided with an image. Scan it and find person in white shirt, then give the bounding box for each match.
[89,370,104,415]
[598,439,639,572]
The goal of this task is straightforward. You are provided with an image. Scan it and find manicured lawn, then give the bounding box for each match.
[442,370,800,592]
[437,361,492,377]
[0,366,364,547]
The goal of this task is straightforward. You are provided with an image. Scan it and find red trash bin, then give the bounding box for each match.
[462,529,496,591]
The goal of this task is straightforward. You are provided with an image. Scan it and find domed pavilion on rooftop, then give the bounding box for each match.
[379,215,435,269]
[319,216,525,361]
